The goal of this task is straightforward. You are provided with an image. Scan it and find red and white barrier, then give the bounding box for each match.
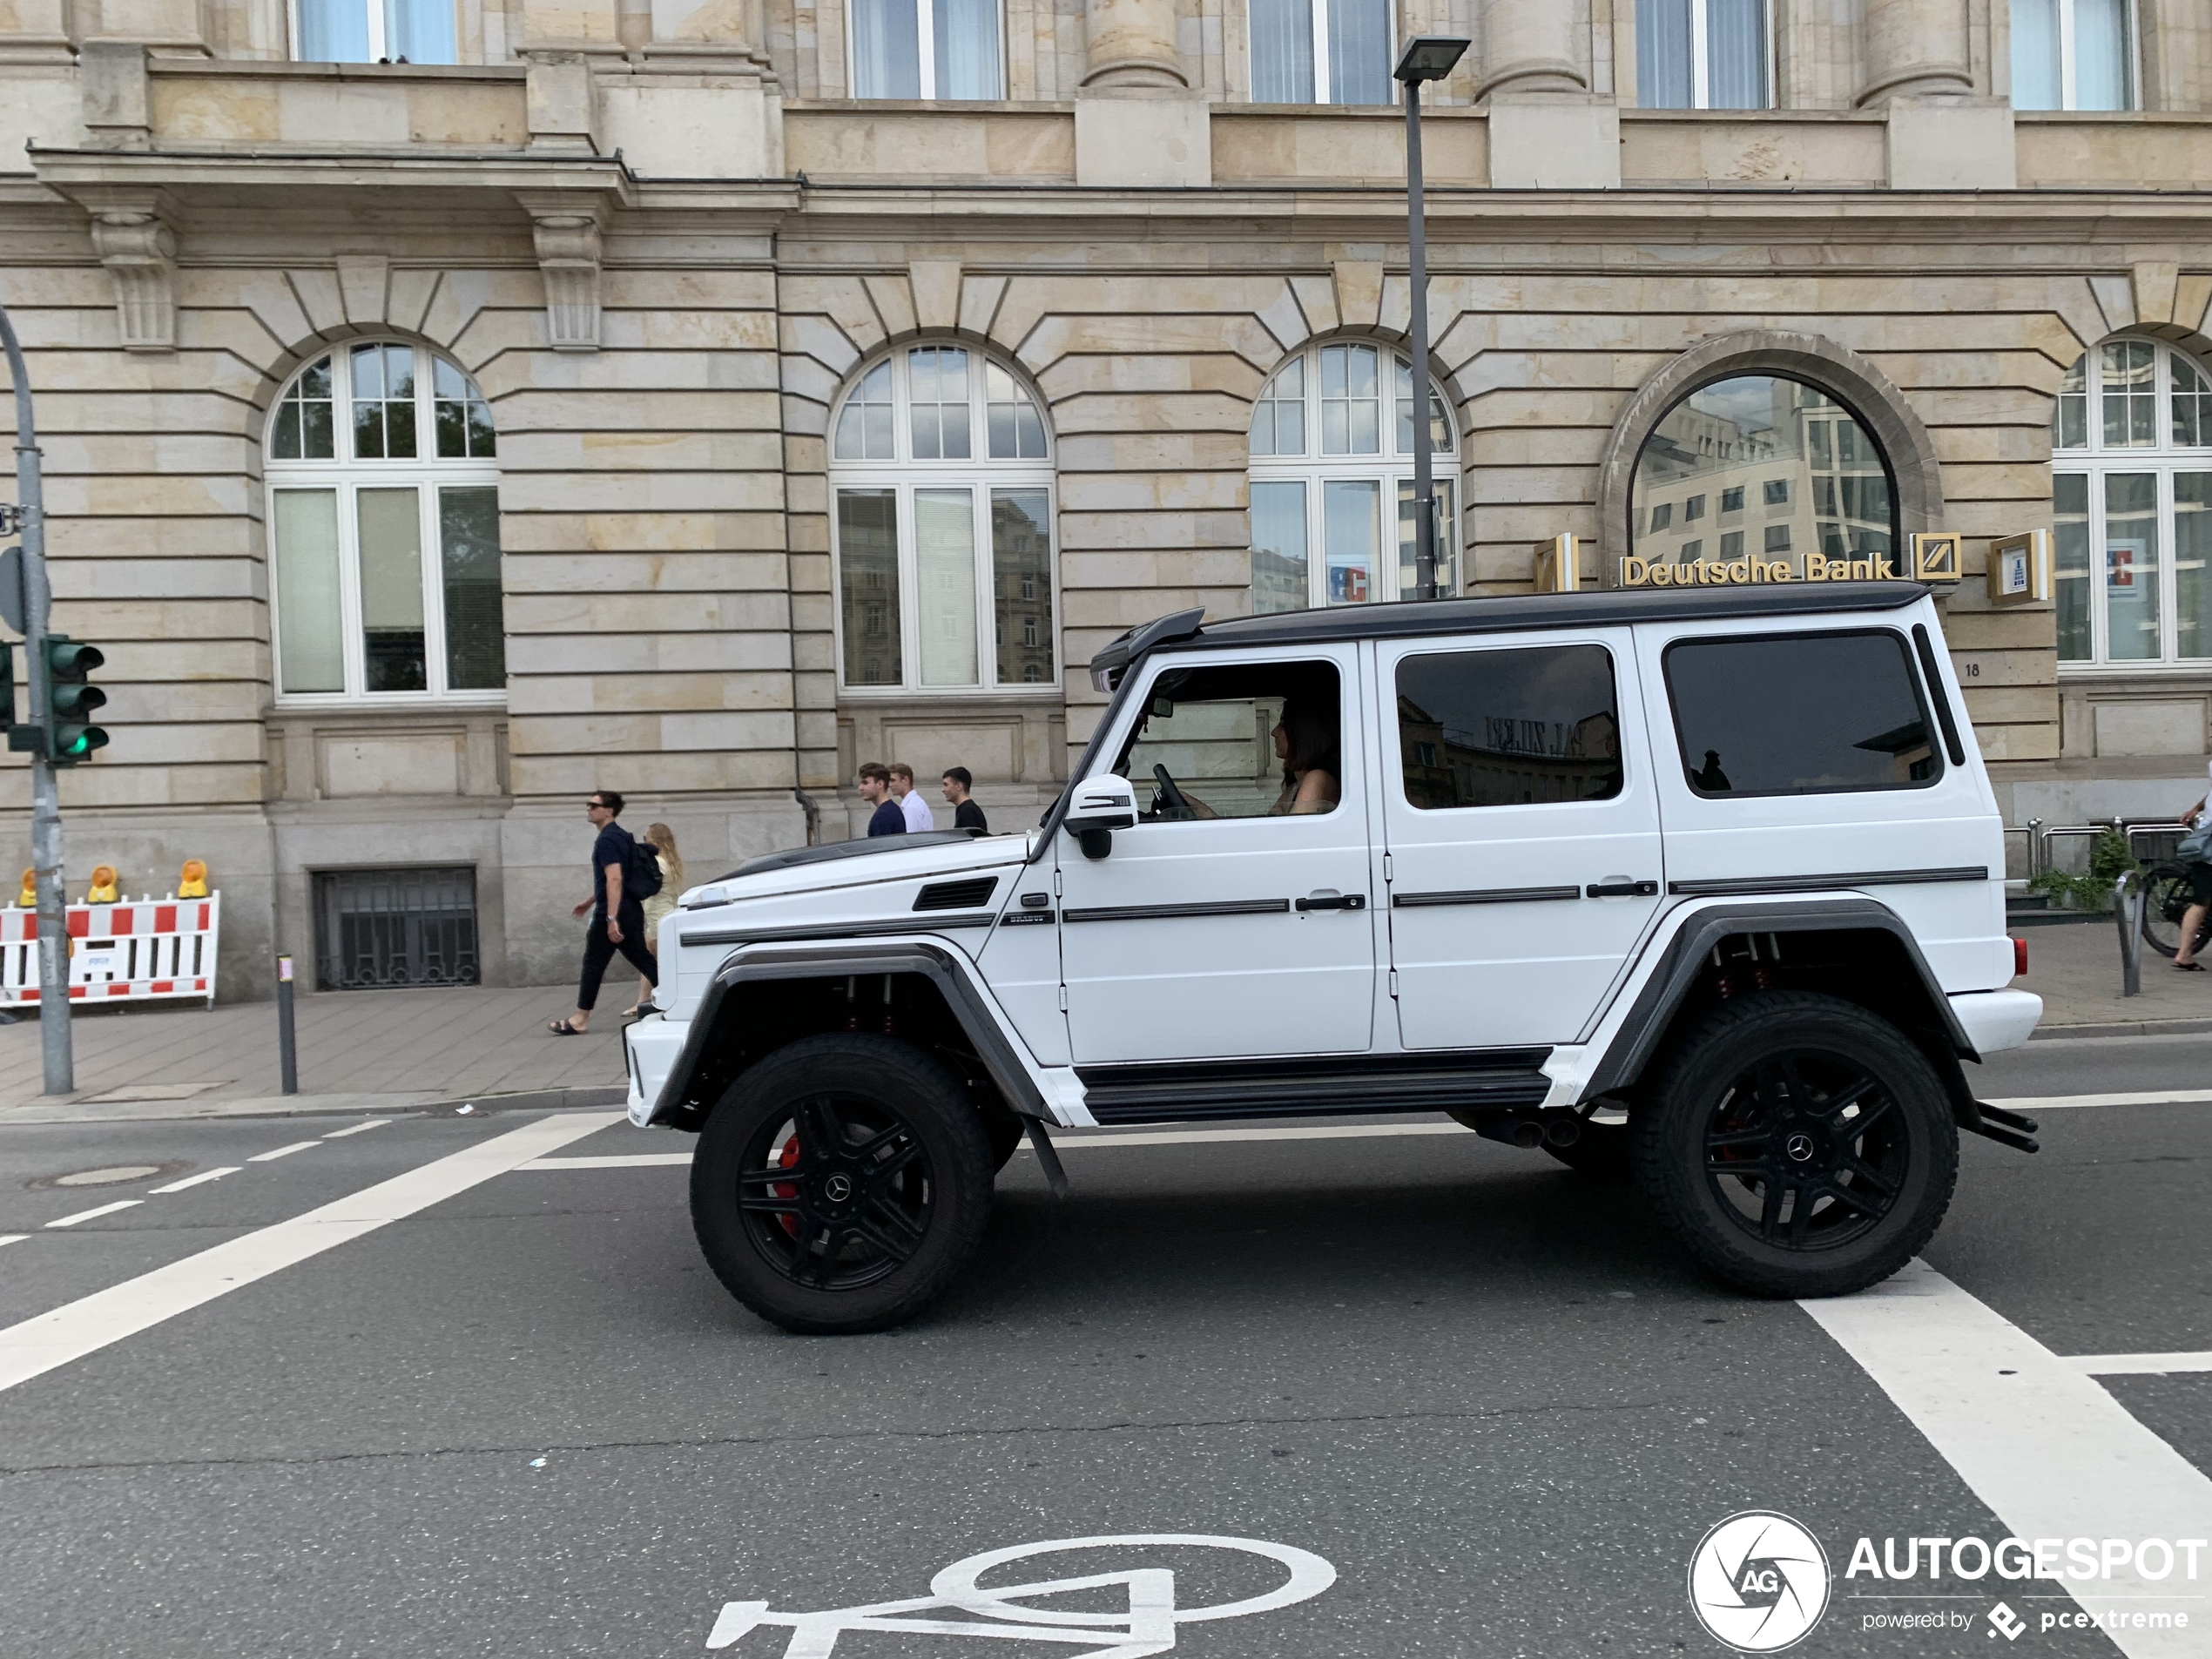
[0,891,221,1008]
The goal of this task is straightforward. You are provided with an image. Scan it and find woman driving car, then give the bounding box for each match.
[1168,697,1340,819]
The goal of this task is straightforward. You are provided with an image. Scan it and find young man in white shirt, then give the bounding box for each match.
[889,762,935,833]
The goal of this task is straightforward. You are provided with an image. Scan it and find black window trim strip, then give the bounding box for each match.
[1062,898,1291,923]
[681,914,997,947]
[1668,866,1988,898]
[1392,885,1583,907]
[1912,623,1967,767]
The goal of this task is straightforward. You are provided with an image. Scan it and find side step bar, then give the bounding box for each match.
[1076,1051,1553,1125]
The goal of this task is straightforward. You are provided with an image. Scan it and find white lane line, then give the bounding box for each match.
[147,1166,241,1195]
[0,1235,25,1248]
[44,1200,144,1229]
[1802,1261,2212,1659]
[523,1153,690,1170]
[2067,1352,2212,1377]
[321,1120,392,1138]
[247,1141,321,1163]
[0,1111,618,1397]
[1986,1088,2212,1111]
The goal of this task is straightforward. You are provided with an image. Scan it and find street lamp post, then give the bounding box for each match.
[1393,36,1469,604]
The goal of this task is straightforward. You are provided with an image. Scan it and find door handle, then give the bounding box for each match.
[1584,880,1659,899]
[1295,893,1367,912]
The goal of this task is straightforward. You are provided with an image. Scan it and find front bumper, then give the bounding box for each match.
[623,1014,690,1127]
[1948,988,2042,1056]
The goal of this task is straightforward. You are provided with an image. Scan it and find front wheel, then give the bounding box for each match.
[1635,992,1958,1298]
[690,1033,995,1334]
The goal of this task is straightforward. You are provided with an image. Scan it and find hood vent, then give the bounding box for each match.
[914,876,998,913]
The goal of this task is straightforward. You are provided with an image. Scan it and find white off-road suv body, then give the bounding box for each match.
[629,583,2042,1333]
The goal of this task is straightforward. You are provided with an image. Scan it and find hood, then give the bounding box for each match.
[681,829,1035,908]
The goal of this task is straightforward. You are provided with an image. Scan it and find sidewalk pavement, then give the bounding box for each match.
[0,914,2196,1125]
[0,985,627,1125]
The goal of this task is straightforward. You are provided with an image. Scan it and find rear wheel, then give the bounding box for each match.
[690,1033,995,1334]
[2139,862,2210,960]
[1635,992,1957,1298]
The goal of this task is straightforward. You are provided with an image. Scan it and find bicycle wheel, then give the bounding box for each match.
[2139,862,2198,958]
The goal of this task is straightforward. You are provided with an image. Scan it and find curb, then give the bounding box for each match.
[0,1082,627,1128]
[2031,1018,2212,1042]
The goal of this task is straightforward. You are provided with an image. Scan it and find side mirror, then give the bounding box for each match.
[1064,775,1136,859]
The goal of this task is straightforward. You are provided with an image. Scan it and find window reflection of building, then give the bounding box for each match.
[1398,698,1621,808]
[1633,375,1894,569]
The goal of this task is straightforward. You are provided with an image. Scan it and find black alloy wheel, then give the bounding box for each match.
[1635,991,1958,1299]
[691,1033,995,1333]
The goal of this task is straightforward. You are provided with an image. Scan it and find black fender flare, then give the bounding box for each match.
[646,941,1047,1128]
[1582,897,1979,1101]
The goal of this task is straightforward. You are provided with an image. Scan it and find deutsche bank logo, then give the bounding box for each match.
[1688,1511,1833,1652]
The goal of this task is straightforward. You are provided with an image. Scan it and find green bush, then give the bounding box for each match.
[2027,826,2134,912]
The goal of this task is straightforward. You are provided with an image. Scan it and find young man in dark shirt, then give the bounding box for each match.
[859,762,906,837]
[548,789,658,1035]
[941,766,988,833]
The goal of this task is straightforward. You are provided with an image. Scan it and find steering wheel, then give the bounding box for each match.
[1150,762,1196,821]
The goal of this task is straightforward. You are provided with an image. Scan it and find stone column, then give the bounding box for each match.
[1855,0,1973,105]
[1073,0,1208,187]
[1474,0,1586,100]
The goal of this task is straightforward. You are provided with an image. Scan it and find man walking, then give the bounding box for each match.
[889,762,935,833]
[549,790,657,1035]
[860,762,907,837]
[941,767,988,833]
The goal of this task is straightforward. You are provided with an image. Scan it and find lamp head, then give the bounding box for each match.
[1393,35,1469,84]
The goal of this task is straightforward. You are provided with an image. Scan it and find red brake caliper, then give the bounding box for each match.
[772,1133,801,1238]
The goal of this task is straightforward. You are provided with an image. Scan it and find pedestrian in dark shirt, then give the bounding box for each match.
[548,789,658,1035]
[941,767,988,833]
[860,762,906,837]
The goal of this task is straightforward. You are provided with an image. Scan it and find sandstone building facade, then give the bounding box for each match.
[2,0,2209,993]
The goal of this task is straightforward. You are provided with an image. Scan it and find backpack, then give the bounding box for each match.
[625,833,665,899]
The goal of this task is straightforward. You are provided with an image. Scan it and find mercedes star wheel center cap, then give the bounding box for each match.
[822,1172,854,1203]
[1784,1132,1817,1163]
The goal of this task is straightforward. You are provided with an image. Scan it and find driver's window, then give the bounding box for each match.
[1116,660,1342,821]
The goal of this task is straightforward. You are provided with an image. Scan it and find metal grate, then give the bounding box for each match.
[313,867,481,990]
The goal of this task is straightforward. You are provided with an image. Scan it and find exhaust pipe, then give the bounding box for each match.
[1543,1113,1581,1149]
[1473,1115,1547,1150]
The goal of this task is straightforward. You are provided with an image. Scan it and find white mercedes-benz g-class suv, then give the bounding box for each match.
[625,582,2042,1334]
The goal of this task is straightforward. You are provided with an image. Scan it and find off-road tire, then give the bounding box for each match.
[1634,991,1958,1298]
[691,1033,995,1334]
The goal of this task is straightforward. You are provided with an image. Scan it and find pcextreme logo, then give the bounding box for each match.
[1687,1511,1833,1653]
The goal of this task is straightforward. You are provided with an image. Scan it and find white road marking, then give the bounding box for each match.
[320,1120,392,1138]
[2066,1352,2212,1376]
[1802,1261,2212,1659]
[147,1166,241,1194]
[247,1141,321,1163]
[0,1111,619,1396]
[44,1200,143,1229]
[522,1152,690,1170]
[0,1235,25,1248]
[1986,1088,2212,1111]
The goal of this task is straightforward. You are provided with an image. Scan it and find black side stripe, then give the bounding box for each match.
[1062,898,1290,924]
[1393,886,1583,908]
[681,914,996,947]
[1668,867,1988,898]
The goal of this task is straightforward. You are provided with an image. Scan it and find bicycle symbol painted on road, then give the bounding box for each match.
[704,1533,1337,1657]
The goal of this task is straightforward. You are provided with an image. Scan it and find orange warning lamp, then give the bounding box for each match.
[86,865,119,904]
[179,859,209,899]
[16,868,32,907]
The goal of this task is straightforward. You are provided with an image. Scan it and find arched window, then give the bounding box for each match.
[1247,341,1456,613]
[1637,0,1770,110]
[266,341,504,701]
[2011,0,2134,111]
[1631,374,1896,572]
[829,344,1055,691]
[2051,337,2212,664]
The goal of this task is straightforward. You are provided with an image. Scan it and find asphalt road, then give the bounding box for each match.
[0,1035,2207,1659]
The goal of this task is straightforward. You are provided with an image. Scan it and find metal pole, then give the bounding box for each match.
[2115,873,2141,998]
[0,301,70,1093]
[1404,78,1438,603]
[276,953,298,1094]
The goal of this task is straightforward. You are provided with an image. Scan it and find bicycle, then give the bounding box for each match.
[2136,860,2212,960]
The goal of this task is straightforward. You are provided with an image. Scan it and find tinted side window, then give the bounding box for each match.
[1118,659,1342,821]
[1396,644,1623,809]
[1665,630,1938,797]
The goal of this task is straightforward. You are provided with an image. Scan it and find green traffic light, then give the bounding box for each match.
[37,632,107,767]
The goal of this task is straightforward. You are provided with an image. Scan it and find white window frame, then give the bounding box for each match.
[1247,0,1397,106]
[2053,336,2212,671]
[1247,341,1460,610]
[286,0,462,62]
[846,0,1008,98]
[1639,0,1775,110]
[2020,0,2141,111]
[828,346,1058,697]
[266,341,503,707]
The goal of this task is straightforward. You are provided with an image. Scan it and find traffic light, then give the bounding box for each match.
[41,635,105,765]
